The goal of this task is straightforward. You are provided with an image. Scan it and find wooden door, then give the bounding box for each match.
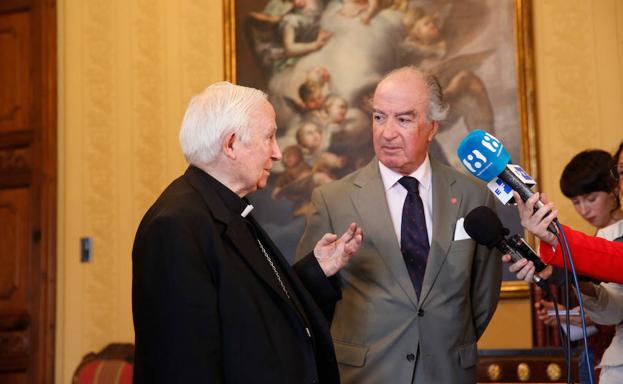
[0,0,56,382]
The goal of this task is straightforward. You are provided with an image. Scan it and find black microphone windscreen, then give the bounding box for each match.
[464,206,505,248]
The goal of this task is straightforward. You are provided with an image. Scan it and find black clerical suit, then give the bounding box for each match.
[132,166,340,384]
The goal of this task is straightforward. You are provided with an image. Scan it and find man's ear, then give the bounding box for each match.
[428,120,439,142]
[223,132,237,160]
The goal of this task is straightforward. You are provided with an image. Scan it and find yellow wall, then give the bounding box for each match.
[56,0,623,381]
[57,0,224,381]
[479,298,533,349]
[533,0,623,235]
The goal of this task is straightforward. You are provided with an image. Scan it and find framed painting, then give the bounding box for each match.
[224,0,537,297]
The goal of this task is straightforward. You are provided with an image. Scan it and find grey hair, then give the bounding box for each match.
[381,66,449,123]
[179,81,268,165]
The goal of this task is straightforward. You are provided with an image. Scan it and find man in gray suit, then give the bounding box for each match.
[296,66,502,383]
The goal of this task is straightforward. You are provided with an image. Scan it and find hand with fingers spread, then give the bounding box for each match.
[314,223,363,277]
[515,191,559,247]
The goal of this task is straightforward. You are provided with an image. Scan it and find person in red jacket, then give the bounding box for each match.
[506,191,623,284]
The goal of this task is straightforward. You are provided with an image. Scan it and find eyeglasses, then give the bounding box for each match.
[611,164,623,180]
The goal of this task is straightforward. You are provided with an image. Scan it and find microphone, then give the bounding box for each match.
[464,206,549,290]
[457,130,557,233]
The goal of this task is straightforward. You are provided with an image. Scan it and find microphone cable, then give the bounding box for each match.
[537,257,571,383]
[558,224,572,384]
[554,222,595,384]
[536,217,572,383]
[538,278,569,382]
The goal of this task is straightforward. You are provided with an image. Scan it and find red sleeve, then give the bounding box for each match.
[539,224,623,283]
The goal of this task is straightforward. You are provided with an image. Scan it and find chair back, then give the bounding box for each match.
[72,343,134,384]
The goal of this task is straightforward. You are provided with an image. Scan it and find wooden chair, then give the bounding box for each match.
[72,343,134,384]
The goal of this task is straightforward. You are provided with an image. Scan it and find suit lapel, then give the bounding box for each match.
[183,167,291,304]
[351,160,419,308]
[419,159,460,305]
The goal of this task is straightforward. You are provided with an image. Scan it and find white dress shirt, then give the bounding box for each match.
[378,156,433,246]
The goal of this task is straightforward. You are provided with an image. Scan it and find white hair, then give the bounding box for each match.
[179,81,268,165]
[381,66,449,123]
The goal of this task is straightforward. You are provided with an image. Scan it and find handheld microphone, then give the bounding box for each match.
[457,130,557,233]
[464,206,549,290]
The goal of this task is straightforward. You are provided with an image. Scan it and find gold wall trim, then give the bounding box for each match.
[223,0,236,83]
[500,281,530,299]
[514,0,538,179]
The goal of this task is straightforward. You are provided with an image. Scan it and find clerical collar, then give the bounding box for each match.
[191,165,253,218]
[241,204,254,217]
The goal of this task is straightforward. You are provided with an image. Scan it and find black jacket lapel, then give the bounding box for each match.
[247,215,314,326]
[182,166,291,304]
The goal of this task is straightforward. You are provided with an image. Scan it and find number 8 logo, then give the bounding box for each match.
[481,133,501,153]
[462,149,488,173]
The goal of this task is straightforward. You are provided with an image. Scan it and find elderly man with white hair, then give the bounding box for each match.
[132,82,362,384]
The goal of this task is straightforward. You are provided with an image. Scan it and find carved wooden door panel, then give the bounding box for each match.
[0,0,56,383]
[0,189,30,382]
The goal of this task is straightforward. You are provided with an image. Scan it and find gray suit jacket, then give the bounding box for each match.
[296,158,502,383]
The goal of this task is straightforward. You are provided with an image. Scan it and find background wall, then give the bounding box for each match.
[57,0,224,382]
[56,0,623,382]
[533,0,623,234]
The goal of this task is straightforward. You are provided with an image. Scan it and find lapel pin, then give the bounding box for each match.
[450,197,457,205]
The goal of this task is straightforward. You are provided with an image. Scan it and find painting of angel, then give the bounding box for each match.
[226,0,535,265]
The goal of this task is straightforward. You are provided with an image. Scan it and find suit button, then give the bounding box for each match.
[406,353,415,362]
[417,309,424,317]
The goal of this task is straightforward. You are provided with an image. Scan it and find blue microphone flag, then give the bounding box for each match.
[456,130,511,182]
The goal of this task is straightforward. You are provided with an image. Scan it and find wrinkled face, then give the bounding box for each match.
[570,191,617,229]
[327,99,348,123]
[298,122,322,151]
[372,72,437,175]
[234,100,282,194]
[413,16,439,42]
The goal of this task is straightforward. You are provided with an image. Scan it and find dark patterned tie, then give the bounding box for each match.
[398,176,430,299]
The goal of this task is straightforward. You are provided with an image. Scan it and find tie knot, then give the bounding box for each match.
[398,176,419,194]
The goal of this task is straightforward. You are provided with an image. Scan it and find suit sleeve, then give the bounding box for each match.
[294,252,342,321]
[296,187,335,260]
[470,193,503,339]
[539,225,623,284]
[294,187,342,321]
[581,283,623,325]
[132,215,222,383]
